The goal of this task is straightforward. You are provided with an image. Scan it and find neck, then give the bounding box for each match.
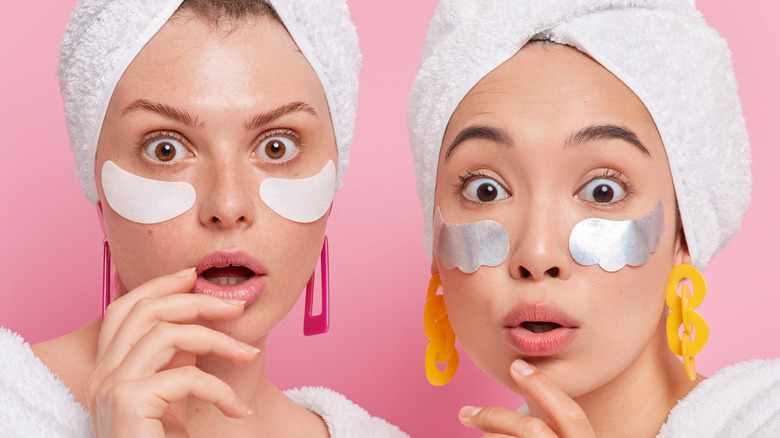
[528,322,702,438]
[185,337,326,437]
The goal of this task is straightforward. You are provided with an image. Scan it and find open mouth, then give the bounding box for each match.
[521,321,562,334]
[192,251,267,304]
[201,264,255,286]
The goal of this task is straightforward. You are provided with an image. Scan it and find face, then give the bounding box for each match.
[95,13,336,342]
[434,43,689,397]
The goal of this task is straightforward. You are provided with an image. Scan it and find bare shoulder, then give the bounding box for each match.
[31,319,100,408]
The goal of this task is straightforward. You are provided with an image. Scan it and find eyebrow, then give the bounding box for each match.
[565,124,651,157]
[123,99,198,127]
[445,125,513,159]
[245,101,318,131]
[122,99,318,131]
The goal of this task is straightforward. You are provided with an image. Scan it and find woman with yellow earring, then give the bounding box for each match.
[411,0,780,436]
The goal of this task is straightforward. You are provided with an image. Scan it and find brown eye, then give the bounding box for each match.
[592,184,614,202]
[144,138,186,163]
[155,142,175,161]
[477,183,497,201]
[578,178,625,203]
[257,136,296,162]
[463,177,509,203]
[265,139,286,160]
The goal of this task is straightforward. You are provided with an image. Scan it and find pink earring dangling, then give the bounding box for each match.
[97,203,113,319]
[102,237,111,319]
[304,235,330,336]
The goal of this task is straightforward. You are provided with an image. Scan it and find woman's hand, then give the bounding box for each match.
[459,360,596,437]
[87,268,258,438]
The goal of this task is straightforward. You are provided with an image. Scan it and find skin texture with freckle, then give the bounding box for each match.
[434,43,699,437]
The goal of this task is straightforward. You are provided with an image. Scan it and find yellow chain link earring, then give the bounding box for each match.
[424,273,459,386]
[666,264,709,380]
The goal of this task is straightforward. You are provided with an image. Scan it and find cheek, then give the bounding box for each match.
[433,208,511,274]
[440,269,514,380]
[107,218,190,291]
[263,214,328,284]
[101,161,196,224]
[584,258,670,364]
[569,201,665,272]
[259,160,336,223]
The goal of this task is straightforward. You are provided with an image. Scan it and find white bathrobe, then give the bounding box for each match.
[0,328,408,438]
[657,358,780,437]
[508,358,780,437]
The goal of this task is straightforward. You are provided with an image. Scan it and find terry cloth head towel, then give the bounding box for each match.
[408,0,751,269]
[58,0,361,204]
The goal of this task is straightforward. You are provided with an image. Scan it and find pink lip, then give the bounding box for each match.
[503,303,579,356]
[192,251,267,305]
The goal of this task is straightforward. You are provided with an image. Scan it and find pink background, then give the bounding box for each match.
[1,1,778,437]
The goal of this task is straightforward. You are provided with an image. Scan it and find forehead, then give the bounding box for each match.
[446,43,660,152]
[113,15,326,112]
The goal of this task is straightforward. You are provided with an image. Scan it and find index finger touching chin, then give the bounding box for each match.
[509,360,594,437]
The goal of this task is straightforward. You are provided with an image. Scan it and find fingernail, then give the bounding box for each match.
[460,406,481,418]
[238,341,261,354]
[221,298,247,306]
[238,398,253,416]
[512,359,534,376]
[174,267,196,278]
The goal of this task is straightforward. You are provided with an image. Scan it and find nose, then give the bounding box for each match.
[198,159,255,229]
[508,203,572,281]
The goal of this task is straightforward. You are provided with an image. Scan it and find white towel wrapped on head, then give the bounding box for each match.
[58,0,361,204]
[408,0,750,269]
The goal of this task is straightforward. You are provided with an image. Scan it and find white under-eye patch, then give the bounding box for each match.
[433,208,510,274]
[259,160,336,223]
[101,160,196,224]
[569,201,665,272]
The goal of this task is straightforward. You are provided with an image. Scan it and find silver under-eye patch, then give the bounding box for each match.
[569,201,665,272]
[433,208,510,274]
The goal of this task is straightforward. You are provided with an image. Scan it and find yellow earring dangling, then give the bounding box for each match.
[666,264,709,381]
[424,273,459,386]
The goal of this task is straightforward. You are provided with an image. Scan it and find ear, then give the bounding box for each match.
[673,226,692,266]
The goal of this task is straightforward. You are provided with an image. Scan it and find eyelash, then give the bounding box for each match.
[136,130,184,150]
[135,130,189,168]
[583,169,633,207]
[454,170,505,202]
[254,128,306,167]
[458,170,489,184]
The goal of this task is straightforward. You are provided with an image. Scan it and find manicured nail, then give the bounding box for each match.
[460,406,481,418]
[221,298,247,306]
[174,267,196,278]
[238,341,261,354]
[512,359,534,376]
[238,398,253,416]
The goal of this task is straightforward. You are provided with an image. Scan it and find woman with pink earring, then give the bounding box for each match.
[0,0,408,436]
